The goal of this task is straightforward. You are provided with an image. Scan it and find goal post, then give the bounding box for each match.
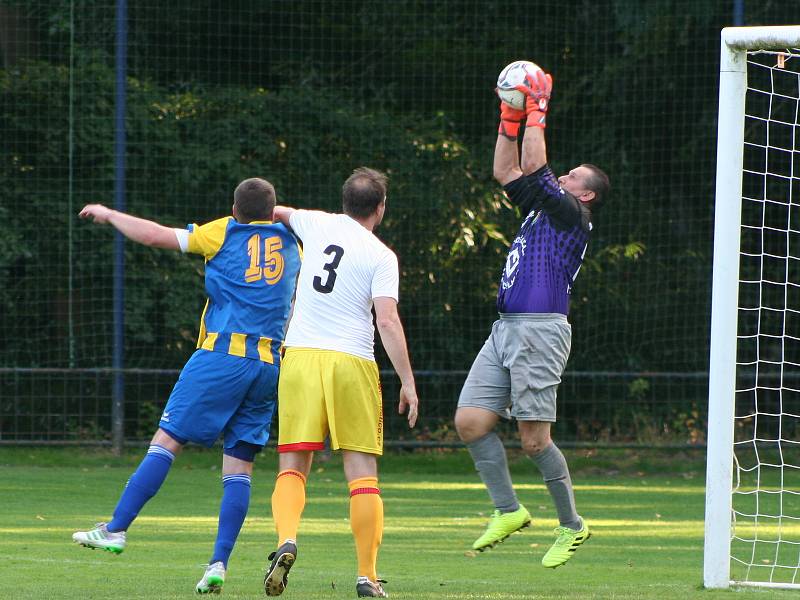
[705,25,800,590]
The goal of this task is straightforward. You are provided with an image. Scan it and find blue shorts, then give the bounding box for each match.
[159,349,279,450]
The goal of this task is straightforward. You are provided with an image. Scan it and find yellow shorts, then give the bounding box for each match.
[277,347,383,455]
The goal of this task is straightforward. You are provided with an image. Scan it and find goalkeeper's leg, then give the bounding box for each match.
[456,407,531,551]
[521,423,589,567]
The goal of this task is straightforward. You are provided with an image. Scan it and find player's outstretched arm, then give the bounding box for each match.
[374,296,419,428]
[78,204,180,250]
[516,69,552,174]
[493,99,524,186]
[521,119,547,174]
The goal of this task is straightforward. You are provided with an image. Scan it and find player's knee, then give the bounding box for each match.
[453,410,471,440]
[521,436,551,456]
[454,410,488,442]
[152,428,186,454]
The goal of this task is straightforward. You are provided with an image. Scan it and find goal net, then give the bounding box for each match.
[706,26,800,589]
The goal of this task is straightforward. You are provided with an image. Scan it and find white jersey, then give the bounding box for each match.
[284,210,399,361]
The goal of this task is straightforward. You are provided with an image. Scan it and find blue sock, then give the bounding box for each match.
[210,474,252,567]
[107,445,175,532]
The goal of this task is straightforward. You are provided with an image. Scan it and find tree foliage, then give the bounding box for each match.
[2,0,797,378]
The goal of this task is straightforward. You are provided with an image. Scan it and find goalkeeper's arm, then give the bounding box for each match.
[494,131,523,185]
[78,204,180,250]
[493,101,524,185]
[516,69,552,175]
[521,126,547,175]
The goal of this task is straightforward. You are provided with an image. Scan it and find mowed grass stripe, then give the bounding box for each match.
[1,449,796,599]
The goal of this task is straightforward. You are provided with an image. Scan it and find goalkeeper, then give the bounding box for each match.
[71,178,301,594]
[454,67,609,568]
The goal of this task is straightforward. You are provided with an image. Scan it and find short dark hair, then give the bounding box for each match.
[342,167,388,219]
[233,178,275,222]
[581,164,610,211]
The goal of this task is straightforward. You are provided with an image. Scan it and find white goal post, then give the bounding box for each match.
[706,25,800,590]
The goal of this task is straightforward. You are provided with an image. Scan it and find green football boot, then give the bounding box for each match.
[471,504,532,551]
[541,519,591,568]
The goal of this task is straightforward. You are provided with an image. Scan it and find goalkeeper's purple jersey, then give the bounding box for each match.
[497,166,592,316]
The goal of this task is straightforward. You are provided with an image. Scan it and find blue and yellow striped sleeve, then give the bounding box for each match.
[186,217,231,259]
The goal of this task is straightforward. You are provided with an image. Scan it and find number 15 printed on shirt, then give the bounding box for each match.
[244,234,284,284]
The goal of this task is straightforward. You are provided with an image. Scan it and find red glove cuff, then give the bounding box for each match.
[498,100,526,138]
[500,101,526,122]
[525,111,547,128]
[498,118,523,138]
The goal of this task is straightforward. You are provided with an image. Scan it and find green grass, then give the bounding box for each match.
[0,447,792,599]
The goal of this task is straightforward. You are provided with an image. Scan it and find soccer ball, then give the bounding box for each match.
[496,60,542,110]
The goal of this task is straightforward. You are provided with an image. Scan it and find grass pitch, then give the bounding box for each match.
[0,447,791,599]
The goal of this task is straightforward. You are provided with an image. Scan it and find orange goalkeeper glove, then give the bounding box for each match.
[497,94,527,139]
[516,70,553,128]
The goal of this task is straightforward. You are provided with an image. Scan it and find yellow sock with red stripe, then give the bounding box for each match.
[271,469,306,542]
[348,477,383,581]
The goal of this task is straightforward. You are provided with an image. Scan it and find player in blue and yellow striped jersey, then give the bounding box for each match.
[72,178,301,594]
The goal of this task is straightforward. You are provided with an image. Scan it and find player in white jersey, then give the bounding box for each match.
[264,167,418,599]
[283,211,399,360]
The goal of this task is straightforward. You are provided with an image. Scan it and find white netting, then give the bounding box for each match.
[732,48,800,587]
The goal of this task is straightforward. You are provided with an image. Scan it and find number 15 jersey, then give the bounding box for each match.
[179,216,302,365]
[284,210,399,361]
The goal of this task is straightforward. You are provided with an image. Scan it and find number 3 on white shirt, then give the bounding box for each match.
[313,244,344,294]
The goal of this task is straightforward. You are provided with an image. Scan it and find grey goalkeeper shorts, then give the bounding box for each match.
[457,313,571,422]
